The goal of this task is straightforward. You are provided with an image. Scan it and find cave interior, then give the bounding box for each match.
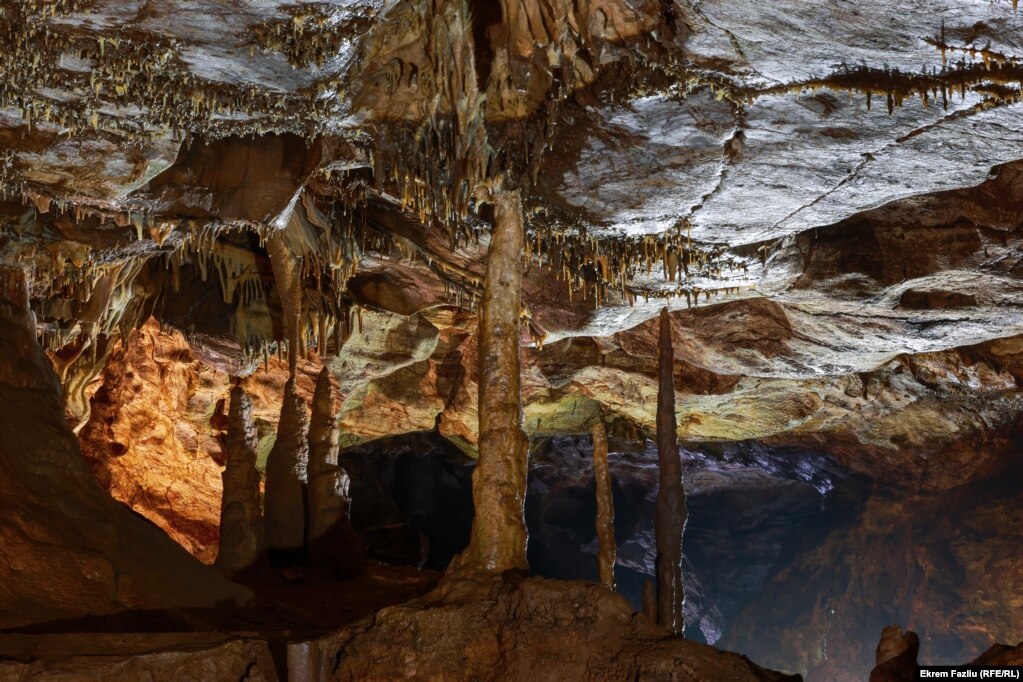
[0,0,1022,680]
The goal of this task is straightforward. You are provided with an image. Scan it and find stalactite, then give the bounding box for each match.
[264,378,309,565]
[655,307,686,636]
[215,384,263,573]
[592,419,616,591]
[462,189,529,573]
[306,367,362,578]
[266,231,302,379]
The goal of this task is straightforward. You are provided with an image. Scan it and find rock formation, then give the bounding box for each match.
[869,625,1023,681]
[462,189,530,574]
[215,384,263,573]
[592,420,616,590]
[0,266,249,628]
[302,577,800,682]
[307,367,362,578]
[78,320,226,564]
[869,626,920,682]
[264,379,309,565]
[655,307,687,635]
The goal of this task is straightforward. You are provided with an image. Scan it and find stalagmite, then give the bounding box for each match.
[215,384,263,573]
[643,579,657,622]
[592,420,616,590]
[264,378,309,565]
[306,367,362,578]
[655,307,687,636]
[463,189,530,573]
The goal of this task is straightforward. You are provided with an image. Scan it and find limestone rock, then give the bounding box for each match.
[0,267,249,629]
[307,576,799,682]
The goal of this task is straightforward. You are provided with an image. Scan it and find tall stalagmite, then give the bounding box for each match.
[215,385,263,573]
[592,420,616,590]
[307,367,362,577]
[464,189,530,573]
[655,307,687,635]
[264,379,309,563]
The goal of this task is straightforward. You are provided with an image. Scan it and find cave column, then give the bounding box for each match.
[307,367,362,577]
[464,189,530,573]
[655,307,687,635]
[592,420,616,590]
[215,384,264,573]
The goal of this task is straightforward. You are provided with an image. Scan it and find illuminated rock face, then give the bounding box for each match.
[0,268,248,629]
[78,320,227,564]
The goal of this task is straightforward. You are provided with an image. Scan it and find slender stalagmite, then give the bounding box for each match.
[264,378,309,564]
[266,231,301,378]
[464,189,529,573]
[643,579,657,622]
[655,307,687,635]
[592,420,616,590]
[307,367,362,577]
[215,385,263,572]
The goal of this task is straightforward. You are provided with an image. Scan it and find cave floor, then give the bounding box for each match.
[2,561,439,639]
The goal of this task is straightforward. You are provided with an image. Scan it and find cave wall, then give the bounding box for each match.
[0,268,249,629]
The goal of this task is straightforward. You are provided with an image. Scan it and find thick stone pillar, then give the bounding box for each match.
[655,307,687,635]
[464,189,529,573]
[592,420,616,590]
[307,367,362,578]
[215,385,263,573]
[264,378,309,564]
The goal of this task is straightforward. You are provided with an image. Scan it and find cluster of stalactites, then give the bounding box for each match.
[524,218,754,309]
[250,5,374,69]
[762,50,1023,115]
[368,0,489,248]
[0,1,337,141]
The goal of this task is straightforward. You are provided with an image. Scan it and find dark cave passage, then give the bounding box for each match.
[524,437,870,645]
[337,431,872,649]
[339,431,475,571]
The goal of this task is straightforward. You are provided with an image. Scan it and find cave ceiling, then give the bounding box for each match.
[1,0,1022,468]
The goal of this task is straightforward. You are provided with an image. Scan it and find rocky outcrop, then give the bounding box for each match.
[868,626,1023,681]
[869,626,920,682]
[0,267,249,629]
[78,320,226,564]
[304,576,799,681]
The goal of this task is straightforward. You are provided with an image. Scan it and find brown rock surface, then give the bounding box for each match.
[79,320,227,564]
[0,267,249,629]
[0,633,277,682]
[308,576,799,682]
[720,451,1023,681]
